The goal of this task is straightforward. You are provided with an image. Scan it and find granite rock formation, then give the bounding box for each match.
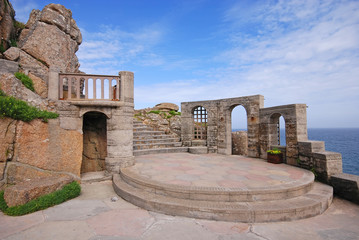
[0,0,16,50]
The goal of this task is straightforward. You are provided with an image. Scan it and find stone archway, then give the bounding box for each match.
[82,111,108,173]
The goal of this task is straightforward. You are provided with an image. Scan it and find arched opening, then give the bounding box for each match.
[269,113,287,162]
[82,112,107,174]
[193,106,207,142]
[279,116,286,146]
[269,113,287,146]
[231,105,248,155]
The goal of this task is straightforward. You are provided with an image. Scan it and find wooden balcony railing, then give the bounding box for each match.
[59,73,121,101]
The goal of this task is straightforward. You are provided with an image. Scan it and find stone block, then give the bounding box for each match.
[3,47,20,61]
[4,175,73,207]
[0,59,18,73]
[298,141,325,156]
[189,147,208,154]
[331,173,359,204]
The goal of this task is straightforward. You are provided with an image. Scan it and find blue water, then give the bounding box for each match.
[232,128,359,176]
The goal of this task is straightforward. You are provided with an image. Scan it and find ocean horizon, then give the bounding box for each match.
[232,128,359,176]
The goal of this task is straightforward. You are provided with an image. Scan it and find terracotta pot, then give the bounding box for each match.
[267,153,283,164]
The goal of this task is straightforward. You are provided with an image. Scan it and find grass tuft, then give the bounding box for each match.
[14,72,35,92]
[0,181,81,216]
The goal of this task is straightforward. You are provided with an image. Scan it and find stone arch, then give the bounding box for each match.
[81,111,108,174]
[230,104,248,155]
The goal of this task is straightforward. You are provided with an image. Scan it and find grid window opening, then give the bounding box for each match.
[193,106,208,140]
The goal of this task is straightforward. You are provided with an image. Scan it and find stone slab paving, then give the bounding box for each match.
[1,180,359,240]
[132,153,311,190]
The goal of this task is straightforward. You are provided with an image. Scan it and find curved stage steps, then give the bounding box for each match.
[113,153,333,223]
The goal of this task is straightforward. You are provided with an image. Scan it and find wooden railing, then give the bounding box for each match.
[59,73,121,101]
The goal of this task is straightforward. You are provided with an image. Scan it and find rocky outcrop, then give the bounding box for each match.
[18,4,82,73]
[2,3,82,95]
[4,175,73,207]
[154,102,179,112]
[135,104,181,137]
[0,0,16,50]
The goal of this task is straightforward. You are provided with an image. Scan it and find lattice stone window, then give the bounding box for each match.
[193,106,207,140]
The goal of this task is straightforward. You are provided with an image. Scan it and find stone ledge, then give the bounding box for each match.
[331,173,359,204]
[189,147,208,154]
[4,175,73,207]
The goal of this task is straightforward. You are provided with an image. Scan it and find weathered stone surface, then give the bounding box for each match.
[0,118,16,163]
[331,173,359,204]
[28,72,47,98]
[0,59,18,73]
[3,47,20,61]
[6,162,55,184]
[13,119,83,177]
[232,131,248,156]
[0,162,6,180]
[17,48,49,83]
[19,4,82,74]
[4,175,73,207]
[0,73,48,109]
[154,102,179,112]
[0,0,16,50]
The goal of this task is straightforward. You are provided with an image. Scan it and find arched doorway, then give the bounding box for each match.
[231,105,248,155]
[82,111,107,173]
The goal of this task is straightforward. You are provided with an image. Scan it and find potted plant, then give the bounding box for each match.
[267,148,283,164]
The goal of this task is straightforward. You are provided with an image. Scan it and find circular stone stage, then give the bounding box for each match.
[113,153,333,223]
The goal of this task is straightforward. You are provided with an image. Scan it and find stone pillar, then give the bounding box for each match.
[105,71,134,174]
[120,71,134,103]
[48,66,60,100]
[181,102,193,147]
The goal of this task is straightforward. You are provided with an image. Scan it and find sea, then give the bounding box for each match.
[232,128,359,176]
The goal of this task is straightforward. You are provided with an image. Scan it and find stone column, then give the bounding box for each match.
[105,71,135,174]
[48,66,60,101]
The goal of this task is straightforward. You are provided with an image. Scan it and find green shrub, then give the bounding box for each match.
[10,39,17,47]
[169,110,181,116]
[14,72,35,91]
[14,20,25,30]
[0,181,81,216]
[149,110,161,114]
[0,94,59,122]
[0,42,5,53]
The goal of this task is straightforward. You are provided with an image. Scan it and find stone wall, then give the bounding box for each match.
[181,95,264,156]
[259,104,308,165]
[298,141,342,183]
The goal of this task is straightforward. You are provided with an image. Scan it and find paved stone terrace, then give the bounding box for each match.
[132,153,312,189]
[1,180,359,240]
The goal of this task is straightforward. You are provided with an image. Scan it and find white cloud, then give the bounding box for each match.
[77,26,164,75]
[11,0,38,23]
[133,0,359,127]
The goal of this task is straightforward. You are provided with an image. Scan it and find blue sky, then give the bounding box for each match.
[11,0,359,128]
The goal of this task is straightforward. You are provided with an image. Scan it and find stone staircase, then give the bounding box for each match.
[133,120,188,156]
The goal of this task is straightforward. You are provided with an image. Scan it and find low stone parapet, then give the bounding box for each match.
[189,147,208,154]
[4,175,74,207]
[331,173,359,204]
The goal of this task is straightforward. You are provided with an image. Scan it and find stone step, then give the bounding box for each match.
[133,147,189,156]
[134,131,165,136]
[120,167,314,202]
[133,126,153,131]
[134,138,180,145]
[134,134,177,141]
[134,142,182,150]
[113,174,333,223]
